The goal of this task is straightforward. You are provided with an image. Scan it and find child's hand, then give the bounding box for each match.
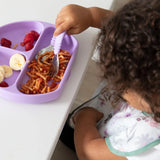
[54,4,93,36]
[73,107,104,125]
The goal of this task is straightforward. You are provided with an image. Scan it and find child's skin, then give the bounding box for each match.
[55,4,152,160]
[54,4,113,36]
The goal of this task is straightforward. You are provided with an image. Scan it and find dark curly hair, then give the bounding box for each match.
[97,0,160,121]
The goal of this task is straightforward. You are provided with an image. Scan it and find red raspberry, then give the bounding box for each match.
[1,38,12,48]
[20,42,25,46]
[0,81,9,87]
[23,33,34,45]
[25,42,33,51]
[30,30,39,40]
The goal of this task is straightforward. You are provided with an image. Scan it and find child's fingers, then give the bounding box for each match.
[55,16,64,27]
[54,26,64,36]
[73,107,104,124]
[67,27,83,35]
[54,22,72,36]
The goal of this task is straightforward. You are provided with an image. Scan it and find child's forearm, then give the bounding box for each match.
[74,112,102,160]
[88,7,114,28]
[73,108,127,160]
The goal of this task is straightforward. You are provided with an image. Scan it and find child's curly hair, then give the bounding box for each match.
[97,0,160,121]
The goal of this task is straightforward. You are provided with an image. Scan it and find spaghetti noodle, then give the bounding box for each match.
[20,49,71,94]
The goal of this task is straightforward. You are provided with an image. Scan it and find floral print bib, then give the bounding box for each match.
[97,102,160,156]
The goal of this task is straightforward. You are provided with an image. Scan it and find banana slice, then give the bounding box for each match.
[0,66,5,75]
[0,66,5,82]
[0,71,4,83]
[1,65,13,78]
[9,53,26,70]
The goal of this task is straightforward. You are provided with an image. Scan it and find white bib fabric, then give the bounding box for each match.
[97,102,160,156]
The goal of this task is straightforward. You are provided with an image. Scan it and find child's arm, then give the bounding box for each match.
[73,107,127,160]
[54,4,113,36]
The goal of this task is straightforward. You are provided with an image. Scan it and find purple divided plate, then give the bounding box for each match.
[0,21,78,103]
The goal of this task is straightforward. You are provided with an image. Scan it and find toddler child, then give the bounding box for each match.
[55,0,160,159]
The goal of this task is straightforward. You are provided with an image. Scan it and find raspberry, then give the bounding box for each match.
[0,81,9,87]
[21,30,40,51]
[23,33,34,45]
[1,38,12,48]
[25,42,33,51]
[30,30,39,40]
[20,42,25,46]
